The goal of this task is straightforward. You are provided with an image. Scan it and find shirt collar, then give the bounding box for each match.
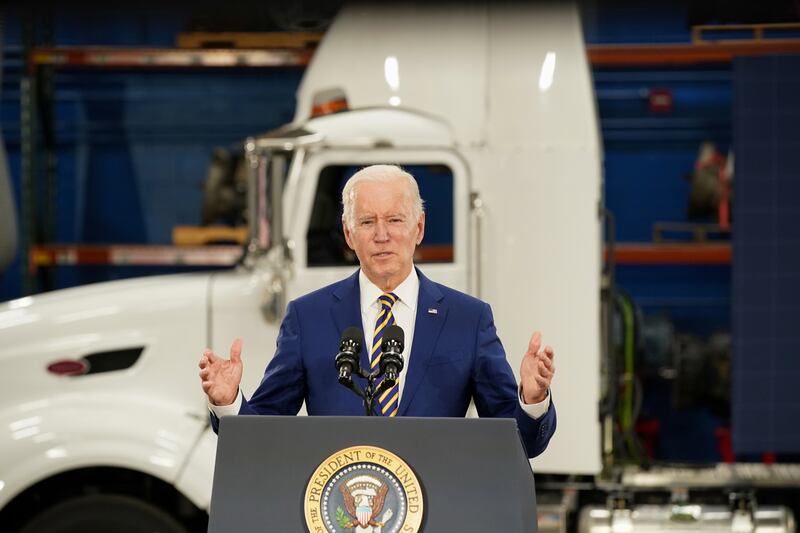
[359,267,419,312]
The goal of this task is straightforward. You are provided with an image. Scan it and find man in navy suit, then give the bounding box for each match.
[199,165,556,457]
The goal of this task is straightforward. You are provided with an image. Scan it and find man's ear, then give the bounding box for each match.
[416,212,426,245]
[342,218,355,250]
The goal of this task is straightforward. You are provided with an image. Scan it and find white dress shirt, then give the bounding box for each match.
[358,268,418,401]
[210,266,550,419]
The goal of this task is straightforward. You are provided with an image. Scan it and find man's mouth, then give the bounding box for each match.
[373,252,393,258]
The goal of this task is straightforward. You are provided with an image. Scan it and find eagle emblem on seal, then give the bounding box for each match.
[337,475,395,531]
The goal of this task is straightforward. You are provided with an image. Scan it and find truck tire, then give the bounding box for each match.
[18,493,188,533]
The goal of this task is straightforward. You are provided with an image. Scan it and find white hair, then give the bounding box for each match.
[341,164,424,231]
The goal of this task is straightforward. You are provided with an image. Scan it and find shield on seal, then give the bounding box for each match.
[356,506,372,527]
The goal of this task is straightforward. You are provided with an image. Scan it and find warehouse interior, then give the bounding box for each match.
[1,0,800,532]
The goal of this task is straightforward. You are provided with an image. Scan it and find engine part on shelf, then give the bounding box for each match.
[685,141,733,228]
[641,313,675,374]
[637,310,731,415]
[672,331,731,415]
[201,148,248,227]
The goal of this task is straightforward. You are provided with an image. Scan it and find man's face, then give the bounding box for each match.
[343,178,425,290]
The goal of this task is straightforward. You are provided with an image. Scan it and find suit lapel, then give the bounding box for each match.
[398,269,446,416]
[331,270,364,363]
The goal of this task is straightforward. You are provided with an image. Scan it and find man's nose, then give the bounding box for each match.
[373,220,390,241]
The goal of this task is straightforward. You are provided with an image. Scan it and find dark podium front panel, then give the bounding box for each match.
[209,416,538,532]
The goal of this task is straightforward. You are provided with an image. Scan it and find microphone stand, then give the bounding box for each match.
[346,366,395,416]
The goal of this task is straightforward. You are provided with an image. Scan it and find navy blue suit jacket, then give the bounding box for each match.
[212,268,556,458]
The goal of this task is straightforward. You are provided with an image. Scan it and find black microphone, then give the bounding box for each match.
[379,324,405,385]
[335,327,363,385]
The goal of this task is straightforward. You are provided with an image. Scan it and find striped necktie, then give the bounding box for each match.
[371,292,400,416]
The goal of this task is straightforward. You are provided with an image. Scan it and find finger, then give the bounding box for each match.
[199,368,210,380]
[543,345,555,361]
[537,361,553,379]
[229,338,243,363]
[535,375,551,390]
[201,381,213,394]
[540,354,554,370]
[527,331,542,356]
[204,349,220,363]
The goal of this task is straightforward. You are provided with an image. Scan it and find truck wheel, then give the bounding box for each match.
[18,493,188,533]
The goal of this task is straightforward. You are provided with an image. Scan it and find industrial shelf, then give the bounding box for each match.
[28,244,243,272]
[29,40,800,70]
[31,47,312,69]
[588,40,800,66]
[606,242,731,265]
[28,242,731,273]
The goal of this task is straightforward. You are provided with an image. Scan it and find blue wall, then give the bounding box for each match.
[732,56,800,455]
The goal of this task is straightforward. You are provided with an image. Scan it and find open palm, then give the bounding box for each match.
[199,338,244,406]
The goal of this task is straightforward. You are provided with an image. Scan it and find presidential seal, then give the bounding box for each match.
[304,445,424,533]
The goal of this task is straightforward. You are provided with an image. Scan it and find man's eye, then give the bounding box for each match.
[360,220,374,226]
[389,218,404,223]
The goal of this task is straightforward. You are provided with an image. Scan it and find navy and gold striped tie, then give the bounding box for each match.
[371,292,400,416]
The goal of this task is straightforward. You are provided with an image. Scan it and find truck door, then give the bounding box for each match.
[285,149,471,301]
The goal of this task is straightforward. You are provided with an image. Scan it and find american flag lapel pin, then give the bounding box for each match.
[427,308,438,315]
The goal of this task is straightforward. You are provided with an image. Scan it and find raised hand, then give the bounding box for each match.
[199,338,244,406]
[519,331,555,404]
